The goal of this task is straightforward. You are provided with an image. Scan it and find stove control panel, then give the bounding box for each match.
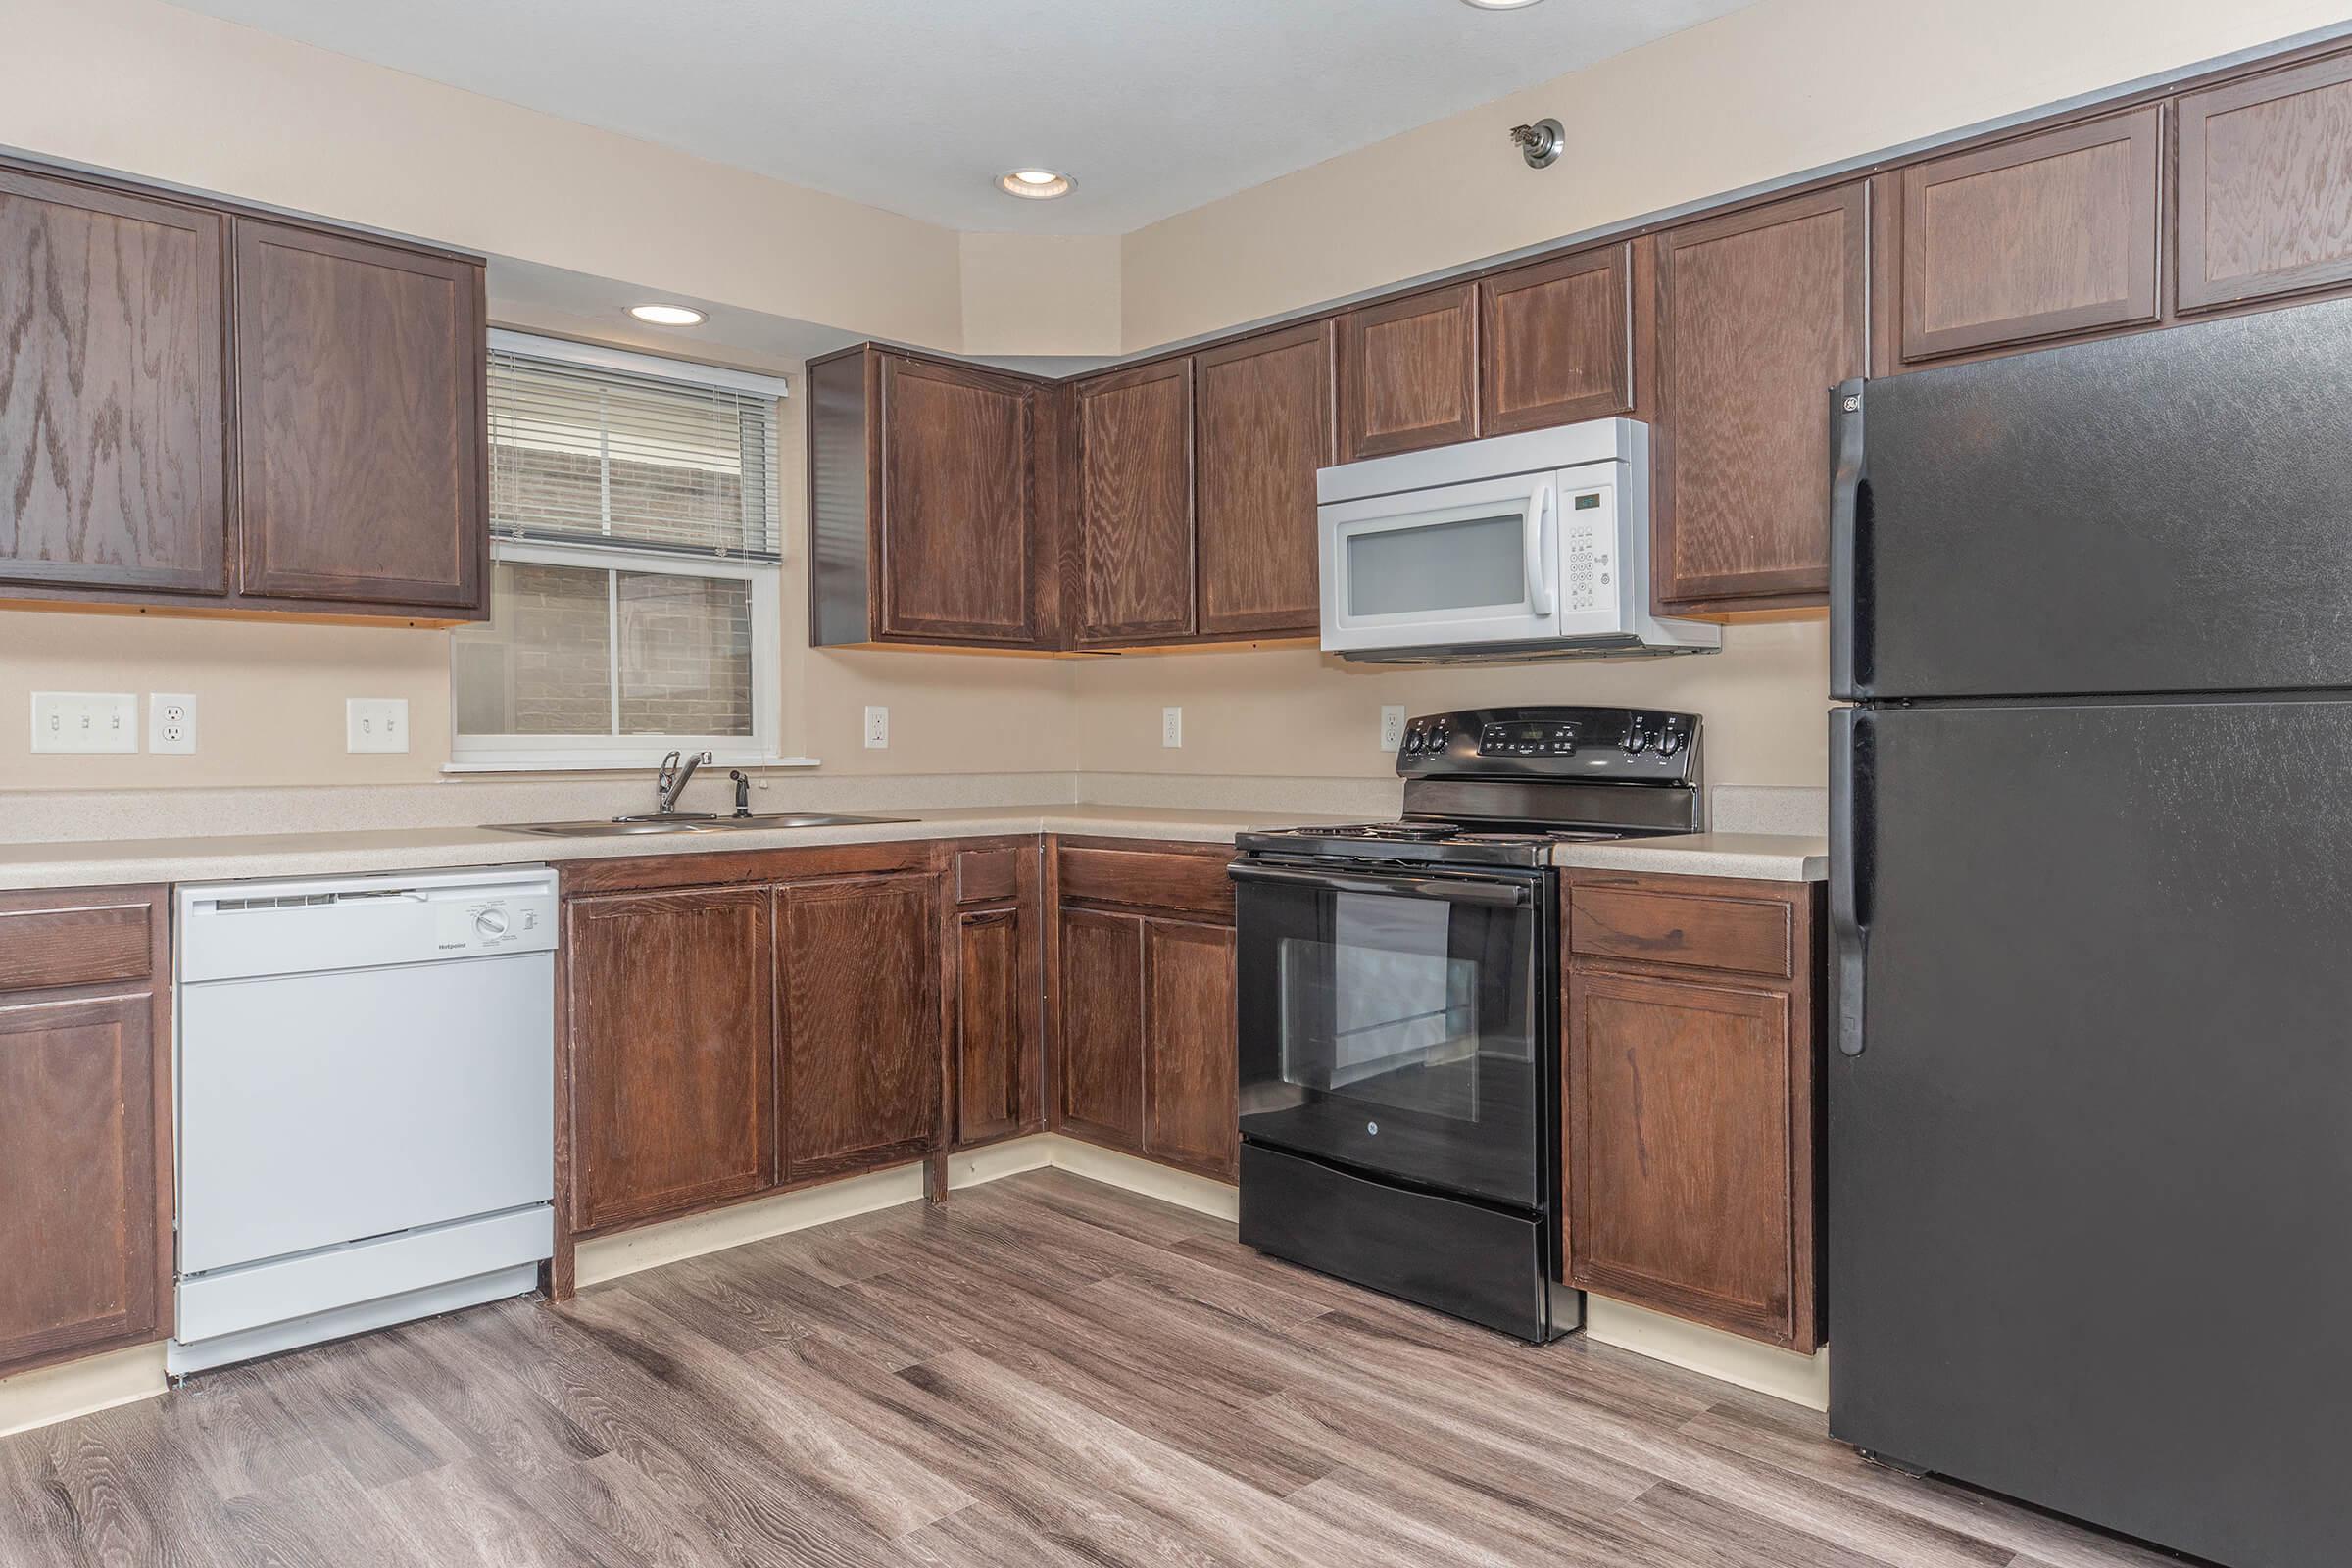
[1397,706,1700,782]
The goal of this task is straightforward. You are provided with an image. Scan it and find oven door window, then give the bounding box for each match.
[1237,875,1541,1208]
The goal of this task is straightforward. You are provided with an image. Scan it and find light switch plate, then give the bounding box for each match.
[30,692,137,754]
[1379,705,1407,751]
[863,706,889,748]
[150,693,198,755]
[1161,707,1183,748]
[346,697,410,754]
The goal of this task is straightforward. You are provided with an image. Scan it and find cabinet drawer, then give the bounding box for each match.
[1570,884,1793,979]
[0,897,158,992]
[1057,845,1234,920]
[956,846,1022,905]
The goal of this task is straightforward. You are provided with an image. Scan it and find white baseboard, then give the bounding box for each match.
[0,1342,169,1438]
[1583,1294,1830,1411]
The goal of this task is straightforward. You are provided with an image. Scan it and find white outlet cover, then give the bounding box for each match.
[30,691,137,754]
[1380,705,1407,751]
[1161,707,1183,748]
[863,705,889,748]
[150,693,198,755]
[346,697,411,754]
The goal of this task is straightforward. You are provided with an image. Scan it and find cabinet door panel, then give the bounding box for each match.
[1654,184,1866,612]
[1077,361,1194,644]
[956,905,1040,1145]
[1143,917,1238,1180]
[232,220,485,611]
[1055,907,1145,1149]
[1338,283,1478,460]
[1567,967,1812,1349]
[878,355,1036,642]
[2178,51,2352,312]
[0,994,166,1373]
[780,872,941,1180]
[1480,246,1634,434]
[1195,323,1332,636]
[1896,108,2160,362]
[568,887,773,1230]
[0,169,225,597]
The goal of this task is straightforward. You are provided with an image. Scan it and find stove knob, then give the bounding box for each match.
[1658,730,1687,758]
[1623,729,1650,755]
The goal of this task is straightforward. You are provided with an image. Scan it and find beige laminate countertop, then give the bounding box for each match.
[0,808,1829,892]
[1551,832,1827,882]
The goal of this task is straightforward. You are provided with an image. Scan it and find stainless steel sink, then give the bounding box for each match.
[485,812,914,838]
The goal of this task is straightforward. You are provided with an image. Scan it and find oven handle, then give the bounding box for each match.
[1227,862,1532,907]
[1523,480,1556,616]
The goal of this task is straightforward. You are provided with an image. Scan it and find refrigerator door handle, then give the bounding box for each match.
[1829,379,1870,702]
[1830,706,1873,1057]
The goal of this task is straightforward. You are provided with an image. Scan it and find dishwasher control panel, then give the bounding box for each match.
[435,891,552,954]
[178,867,560,984]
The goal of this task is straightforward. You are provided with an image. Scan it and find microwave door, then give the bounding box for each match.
[1320,472,1561,654]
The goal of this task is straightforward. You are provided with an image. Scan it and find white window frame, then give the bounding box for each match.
[448,333,814,773]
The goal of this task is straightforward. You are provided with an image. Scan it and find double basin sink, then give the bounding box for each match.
[486,812,913,839]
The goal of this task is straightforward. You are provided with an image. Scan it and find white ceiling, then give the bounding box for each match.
[168,0,1752,234]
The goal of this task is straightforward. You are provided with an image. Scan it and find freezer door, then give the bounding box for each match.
[1829,698,2352,1568]
[1834,296,2352,701]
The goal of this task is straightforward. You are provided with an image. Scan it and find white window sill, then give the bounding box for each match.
[442,754,822,776]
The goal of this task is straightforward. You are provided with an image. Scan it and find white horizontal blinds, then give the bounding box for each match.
[487,349,780,561]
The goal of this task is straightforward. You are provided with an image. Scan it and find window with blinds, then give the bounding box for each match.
[454,339,788,767]
[486,347,780,560]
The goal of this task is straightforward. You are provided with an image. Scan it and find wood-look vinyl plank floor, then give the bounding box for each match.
[0,1169,2180,1567]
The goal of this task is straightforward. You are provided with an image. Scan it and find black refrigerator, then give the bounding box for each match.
[1828,299,2352,1568]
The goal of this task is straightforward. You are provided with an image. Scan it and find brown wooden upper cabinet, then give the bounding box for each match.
[1884,108,2161,367]
[1337,281,1479,461]
[1479,243,1640,434]
[808,345,1050,649]
[0,169,227,601]
[2176,50,2352,313]
[1075,359,1196,645]
[1653,182,1867,614]
[0,158,488,622]
[233,220,487,613]
[1193,322,1333,638]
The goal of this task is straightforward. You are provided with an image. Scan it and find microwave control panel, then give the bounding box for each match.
[1561,487,1614,614]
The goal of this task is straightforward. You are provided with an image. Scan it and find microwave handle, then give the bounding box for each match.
[1523,481,1556,616]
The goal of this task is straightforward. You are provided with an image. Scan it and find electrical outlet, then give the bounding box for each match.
[150,693,198,755]
[1379,705,1407,752]
[1161,707,1183,748]
[30,692,137,754]
[864,706,890,748]
[346,697,410,754]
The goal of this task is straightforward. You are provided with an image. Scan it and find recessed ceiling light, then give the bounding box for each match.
[1460,0,1546,8]
[998,169,1075,200]
[627,303,707,326]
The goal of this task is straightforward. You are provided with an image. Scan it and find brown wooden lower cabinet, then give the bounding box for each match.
[1562,869,1824,1352]
[0,886,172,1378]
[1050,839,1239,1182]
[952,841,1045,1148]
[778,871,941,1182]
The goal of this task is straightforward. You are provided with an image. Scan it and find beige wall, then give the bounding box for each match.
[1119,0,2352,346]
[1071,623,1828,789]
[958,234,1123,358]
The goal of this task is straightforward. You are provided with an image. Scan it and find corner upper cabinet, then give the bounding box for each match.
[1883,108,2161,367]
[1337,282,1479,460]
[1653,183,1867,614]
[231,220,487,615]
[808,345,1050,649]
[1479,243,1640,434]
[0,169,227,601]
[1075,359,1195,645]
[2176,51,2352,313]
[1193,322,1333,637]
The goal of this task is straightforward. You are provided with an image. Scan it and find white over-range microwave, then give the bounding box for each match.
[1317,420,1719,662]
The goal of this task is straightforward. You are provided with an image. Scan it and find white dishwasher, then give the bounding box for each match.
[170,865,558,1376]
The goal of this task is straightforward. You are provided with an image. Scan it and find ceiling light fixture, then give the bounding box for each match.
[998,169,1075,200]
[1460,0,1547,8]
[627,303,707,326]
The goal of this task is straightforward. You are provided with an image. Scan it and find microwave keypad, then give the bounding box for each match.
[1564,503,1610,612]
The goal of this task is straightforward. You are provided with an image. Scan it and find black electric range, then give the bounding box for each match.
[1228,706,1701,1341]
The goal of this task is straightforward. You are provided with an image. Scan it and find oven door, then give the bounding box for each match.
[1231,859,1551,1209]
